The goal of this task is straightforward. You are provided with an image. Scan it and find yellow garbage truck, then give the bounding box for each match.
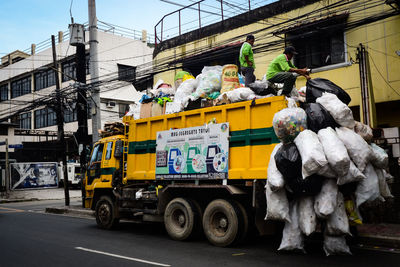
[84,96,287,247]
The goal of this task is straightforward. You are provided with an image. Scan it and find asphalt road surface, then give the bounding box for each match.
[1,200,400,267]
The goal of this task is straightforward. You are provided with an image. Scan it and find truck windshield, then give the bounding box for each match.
[90,144,104,164]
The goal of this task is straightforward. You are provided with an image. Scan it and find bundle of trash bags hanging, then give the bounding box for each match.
[266,78,393,256]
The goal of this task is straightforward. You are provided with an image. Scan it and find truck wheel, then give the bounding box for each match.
[203,199,241,247]
[232,200,249,244]
[164,198,199,241]
[189,199,203,237]
[95,196,119,230]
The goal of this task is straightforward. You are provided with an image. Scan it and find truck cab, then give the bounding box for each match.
[84,135,124,210]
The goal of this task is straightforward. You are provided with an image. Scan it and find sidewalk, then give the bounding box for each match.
[0,188,82,203]
[356,223,400,249]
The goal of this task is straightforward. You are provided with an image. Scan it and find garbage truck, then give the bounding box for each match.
[84,96,286,247]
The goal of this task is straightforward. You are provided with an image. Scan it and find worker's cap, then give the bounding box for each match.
[284,46,298,55]
[246,35,255,41]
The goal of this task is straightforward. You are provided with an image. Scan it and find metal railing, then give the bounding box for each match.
[154,0,277,46]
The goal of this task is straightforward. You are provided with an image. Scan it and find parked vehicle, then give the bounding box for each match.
[84,96,286,247]
[59,162,82,188]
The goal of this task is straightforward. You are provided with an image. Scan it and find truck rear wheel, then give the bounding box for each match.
[95,196,119,230]
[164,198,200,241]
[233,200,249,244]
[203,199,242,247]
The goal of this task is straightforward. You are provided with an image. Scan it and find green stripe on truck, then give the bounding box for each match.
[127,127,279,155]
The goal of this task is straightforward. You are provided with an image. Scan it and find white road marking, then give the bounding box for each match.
[75,247,171,266]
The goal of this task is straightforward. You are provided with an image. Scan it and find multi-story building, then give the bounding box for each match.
[0,27,153,161]
[153,0,400,129]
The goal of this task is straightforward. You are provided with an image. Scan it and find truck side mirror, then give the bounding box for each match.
[114,140,123,158]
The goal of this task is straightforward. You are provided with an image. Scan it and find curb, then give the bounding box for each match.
[45,207,94,217]
[0,196,82,204]
[0,198,39,204]
[357,234,400,249]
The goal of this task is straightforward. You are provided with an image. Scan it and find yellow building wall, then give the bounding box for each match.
[154,0,400,109]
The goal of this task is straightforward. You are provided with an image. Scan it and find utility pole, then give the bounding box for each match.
[52,35,70,206]
[76,43,89,207]
[357,43,377,127]
[88,0,101,142]
[5,138,9,197]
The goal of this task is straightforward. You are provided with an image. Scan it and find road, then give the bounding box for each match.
[1,200,400,267]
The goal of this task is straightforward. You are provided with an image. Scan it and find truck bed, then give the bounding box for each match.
[123,96,287,182]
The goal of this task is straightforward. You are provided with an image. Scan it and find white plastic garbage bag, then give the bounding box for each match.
[383,169,394,183]
[174,79,198,105]
[354,121,373,143]
[355,163,381,207]
[336,127,372,172]
[316,93,355,128]
[278,201,305,252]
[337,160,365,185]
[314,179,338,218]
[323,232,352,256]
[267,143,285,191]
[125,103,141,120]
[294,130,328,179]
[298,196,317,236]
[193,66,223,98]
[318,127,350,177]
[370,143,389,169]
[265,184,290,223]
[326,192,351,236]
[218,87,256,103]
[375,168,393,199]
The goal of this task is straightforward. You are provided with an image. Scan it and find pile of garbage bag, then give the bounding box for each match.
[127,64,284,119]
[267,78,393,256]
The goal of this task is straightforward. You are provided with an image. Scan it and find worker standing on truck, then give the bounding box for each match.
[239,35,256,87]
[266,46,310,96]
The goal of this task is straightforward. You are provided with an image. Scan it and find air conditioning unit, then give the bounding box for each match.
[106,101,116,108]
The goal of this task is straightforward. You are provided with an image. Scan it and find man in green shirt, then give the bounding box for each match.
[239,35,255,87]
[266,46,310,96]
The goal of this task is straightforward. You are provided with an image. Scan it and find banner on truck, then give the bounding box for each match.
[10,162,59,190]
[155,123,229,179]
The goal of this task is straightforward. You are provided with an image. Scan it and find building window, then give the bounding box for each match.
[64,108,77,123]
[118,64,136,81]
[118,103,130,117]
[19,112,31,129]
[0,83,8,102]
[62,55,90,82]
[47,108,57,126]
[34,107,57,128]
[290,30,345,69]
[11,76,31,98]
[35,69,56,91]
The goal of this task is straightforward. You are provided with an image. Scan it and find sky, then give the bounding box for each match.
[0,0,178,55]
[0,0,270,55]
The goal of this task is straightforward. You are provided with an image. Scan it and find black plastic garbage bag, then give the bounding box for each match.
[275,143,323,197]
[306,78,351,105]
[249,81,276,96]
[304,103,339,133]
[275,143,302,180]
[286,174,324,197]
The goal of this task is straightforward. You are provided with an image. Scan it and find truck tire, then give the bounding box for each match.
[189,199,203,237]
[164,198,199,241]
[95,196,119,230]
[232,200,249,244]
[202,199,242,247]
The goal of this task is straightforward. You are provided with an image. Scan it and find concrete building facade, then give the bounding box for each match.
[0,28,153,159]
